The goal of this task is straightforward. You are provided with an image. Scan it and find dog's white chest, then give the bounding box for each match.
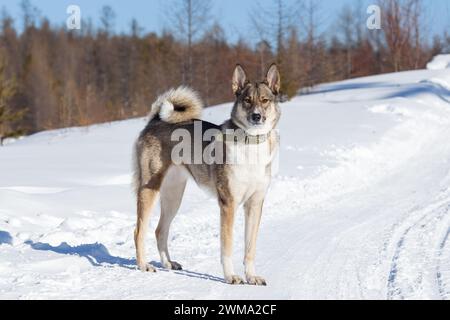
[228,163,270,204]
[225,140,274,203]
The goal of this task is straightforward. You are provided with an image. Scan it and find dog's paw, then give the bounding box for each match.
[225,275,245,285]
[246,275,267,286]
[138,263,156,273]
[164,261,183,270]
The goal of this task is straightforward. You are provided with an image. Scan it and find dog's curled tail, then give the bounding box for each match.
[149,86,203,124]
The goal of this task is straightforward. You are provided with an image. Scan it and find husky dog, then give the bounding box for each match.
[133,64,281,285]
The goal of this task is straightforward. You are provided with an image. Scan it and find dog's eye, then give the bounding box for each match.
[261,98,270,104]
[244,98,252,104]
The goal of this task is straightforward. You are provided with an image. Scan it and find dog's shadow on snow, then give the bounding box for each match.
[25,240,225,283]
[0,230,13,245]
[150,261,226,283]
[25,240,136,269]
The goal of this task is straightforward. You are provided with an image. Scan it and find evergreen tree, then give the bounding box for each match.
[0,61,26,145]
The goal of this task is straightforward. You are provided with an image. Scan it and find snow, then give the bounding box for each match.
[1,67,450,299]
[427,54,450,70]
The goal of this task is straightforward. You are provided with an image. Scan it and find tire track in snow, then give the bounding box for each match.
[386,197,450,299]
[385,203,431,299]
[435,210,450,299]
[436,229,450,298]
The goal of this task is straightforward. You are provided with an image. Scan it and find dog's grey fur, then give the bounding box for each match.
[133,64,281,285]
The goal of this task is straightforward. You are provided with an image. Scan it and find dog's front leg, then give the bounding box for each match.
[243,194,266,286]
[220,200,244,284]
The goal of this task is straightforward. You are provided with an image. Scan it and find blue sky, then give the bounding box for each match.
[0,0,448,43]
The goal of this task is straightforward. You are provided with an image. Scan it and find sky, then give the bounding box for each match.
[0,0,448,43]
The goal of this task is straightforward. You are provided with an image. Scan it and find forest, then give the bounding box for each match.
[0,0,449,143]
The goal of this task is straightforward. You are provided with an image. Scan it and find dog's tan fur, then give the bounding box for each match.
[133,64,281,285]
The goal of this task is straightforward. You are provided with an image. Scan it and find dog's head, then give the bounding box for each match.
[231,64,281,135]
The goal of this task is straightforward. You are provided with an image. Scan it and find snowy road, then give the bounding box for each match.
[1,68,450,299]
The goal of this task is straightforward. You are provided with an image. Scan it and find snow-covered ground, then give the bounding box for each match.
[1,67,450,300]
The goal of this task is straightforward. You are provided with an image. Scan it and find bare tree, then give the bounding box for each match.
[411,0,424,69]
[100,5,116,36]
[301,0,322,86]
[130,19,143,38]
[20,0,39,29]
[251,0,298,63]
[256,40,272,79]
[379,0,424,71]
[165,0,212,85]
[337,5,357,78]
[251,0,299,97]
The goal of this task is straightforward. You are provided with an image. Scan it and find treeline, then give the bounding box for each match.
[0,0,449,141]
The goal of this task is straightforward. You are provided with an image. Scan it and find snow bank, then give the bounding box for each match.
[427,54,450,70]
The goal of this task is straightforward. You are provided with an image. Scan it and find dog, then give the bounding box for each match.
[133,64,281,285]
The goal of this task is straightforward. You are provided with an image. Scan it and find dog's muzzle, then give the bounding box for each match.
[249,113,265,125]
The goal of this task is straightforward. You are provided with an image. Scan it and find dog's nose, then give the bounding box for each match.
[251,113,262,122]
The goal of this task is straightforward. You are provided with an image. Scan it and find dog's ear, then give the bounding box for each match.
[232,64,248,95]
[265,63,281,95]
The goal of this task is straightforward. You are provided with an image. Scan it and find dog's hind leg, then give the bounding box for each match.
[134,151,168,272]
[134,186,159,272]
[156,166,187,270]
